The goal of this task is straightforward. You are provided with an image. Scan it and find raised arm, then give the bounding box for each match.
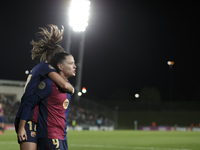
[48,72,74,94]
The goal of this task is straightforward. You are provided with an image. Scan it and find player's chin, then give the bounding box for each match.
[71,73,76,76]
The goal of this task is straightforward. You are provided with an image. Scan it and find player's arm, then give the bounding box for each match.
[0,109,3,116]
[19,78,53,121]
[17,120,27,142]
[17,94,41,142]
[48,72,74,94]
[17,79,52,141]
[40,62,74,95]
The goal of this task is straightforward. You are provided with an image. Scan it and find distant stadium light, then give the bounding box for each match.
[25,70,29,74]
[69,0,90,32]
[82,87,87,93]
[135,93,139,98]
[78,92,82,96]
[167,61,174,66]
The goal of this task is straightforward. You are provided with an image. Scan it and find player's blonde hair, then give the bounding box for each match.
[31,24,65,62]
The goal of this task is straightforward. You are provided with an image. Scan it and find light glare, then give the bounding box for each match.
[78,92,82,96]
[69,0,90,32]
[82,87,87,93]
[25,70,29,74]
[135,93,139,98]
[167,61,174,66]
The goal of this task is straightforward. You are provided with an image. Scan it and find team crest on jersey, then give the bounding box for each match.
[49,64,55,70]
[31,131,36,137]
[38,81,45,90]
[63,99,69,109]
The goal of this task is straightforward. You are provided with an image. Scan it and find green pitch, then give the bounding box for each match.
[0,130,200,150]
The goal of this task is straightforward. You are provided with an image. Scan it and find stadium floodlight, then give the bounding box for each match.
[135,93,139,98]
[25,70,29,75]
[69,0,90,32]
[167,61,174,101]
[78,92,82,96]
[82,87,87,93]
[167,61,174,66]
[68,0,91,101]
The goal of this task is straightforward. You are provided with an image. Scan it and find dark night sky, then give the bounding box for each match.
[0,0,200,101]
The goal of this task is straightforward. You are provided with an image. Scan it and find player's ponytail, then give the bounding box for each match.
[31,24,65,62]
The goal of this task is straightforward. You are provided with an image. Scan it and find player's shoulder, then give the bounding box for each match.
[32,62,54,70]
[39,62,55,70]
[39,78,52,86]
[37,78,53,91]
[31,62,56,76]
[31,62,45,73]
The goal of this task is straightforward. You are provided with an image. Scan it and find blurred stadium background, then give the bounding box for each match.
[0,79,200,132]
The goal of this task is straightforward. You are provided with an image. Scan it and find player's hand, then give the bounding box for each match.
[71,88,75,96]
[17,127,27,142]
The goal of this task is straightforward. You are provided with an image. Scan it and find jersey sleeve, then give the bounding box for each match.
[19,94,40,120]
[19,78,53,120]
[39,62,57,78]
[34,78,53,99]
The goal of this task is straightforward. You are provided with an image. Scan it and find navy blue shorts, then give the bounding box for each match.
[25,121,37,143]
[15,118,37,144]
[37,138,68,150]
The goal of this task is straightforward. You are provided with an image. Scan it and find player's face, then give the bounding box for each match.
[60,55,76,78]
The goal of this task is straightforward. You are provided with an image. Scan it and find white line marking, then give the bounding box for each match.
[70,144,191,150]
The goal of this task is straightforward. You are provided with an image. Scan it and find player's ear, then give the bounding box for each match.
[57,63,63,71]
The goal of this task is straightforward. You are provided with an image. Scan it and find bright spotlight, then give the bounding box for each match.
[167,61,174,66]
[135,93,139,98]
[25,70,29,74]
[82,87,87,93]
[69,0,90,32]
[78,92,82,96]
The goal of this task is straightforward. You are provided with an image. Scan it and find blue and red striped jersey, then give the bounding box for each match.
[35,78,71,140]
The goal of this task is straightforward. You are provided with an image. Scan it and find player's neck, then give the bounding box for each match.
[59,73,68,81]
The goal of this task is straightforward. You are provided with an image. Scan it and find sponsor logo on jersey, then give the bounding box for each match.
[49,64,55,70]
[63,99,69,109]
[31,131,36,137]
[38,81,45,90]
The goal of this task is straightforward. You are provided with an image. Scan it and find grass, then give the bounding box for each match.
[0,130,200,150]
